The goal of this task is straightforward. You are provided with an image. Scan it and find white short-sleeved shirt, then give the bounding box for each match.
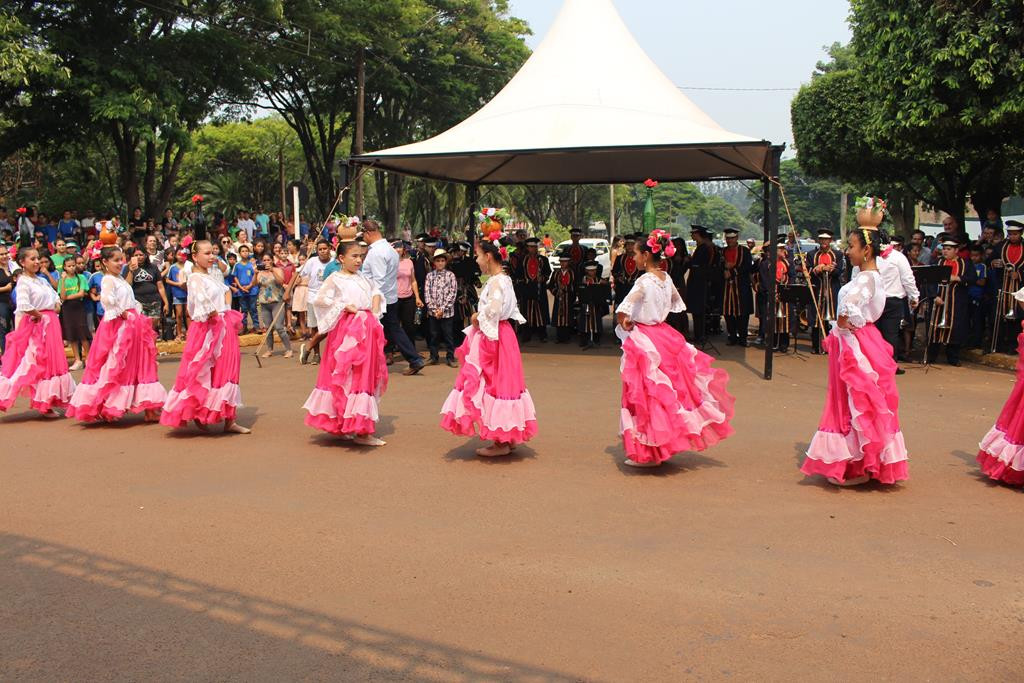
[14,274,59,319]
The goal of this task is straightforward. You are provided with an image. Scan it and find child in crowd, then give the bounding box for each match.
[233,244,259,333]
[58,256,92,370]
[968,245,988,349]
[578,261,607,349]
[224,251,239,310]
[167,248,189,341]
[424,249,458,367]
[303,240,387,446]
[161,240,249,434]
[67,246,167,423]
[0,247,76,415]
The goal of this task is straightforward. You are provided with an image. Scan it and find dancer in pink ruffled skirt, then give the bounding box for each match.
[801,228,908,485]
[977,290,1024,486]
[0,247,76,416]
[615,229,734,467]
[67,246,166,422]
[303,241,389,446]
[161,240,250,434]
[440,236,537,457]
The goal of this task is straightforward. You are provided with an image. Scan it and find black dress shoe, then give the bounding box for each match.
[895,367,906,375]
[949,360,961,367]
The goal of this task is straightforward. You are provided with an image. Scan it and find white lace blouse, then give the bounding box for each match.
[836,270,886,329]
[100,275,142,321]
[476,273,526,340]
[312,272,384,334]
[186,271,231,322]
[14,275,59,318]
[615,272,686,325]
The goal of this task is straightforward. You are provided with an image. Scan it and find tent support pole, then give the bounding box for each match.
[763,145,783,381]
[467,184,479,245]
[340,160,351,216]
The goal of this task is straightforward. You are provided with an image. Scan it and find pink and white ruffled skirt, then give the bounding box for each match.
[303,310,388,436]
[977,326,1024,485]
[801,324,908,484]
[0,311,75,413]
[66,311,166,422]
[440,321,537,445]
[160,310,243,427]
[619,322,734,464]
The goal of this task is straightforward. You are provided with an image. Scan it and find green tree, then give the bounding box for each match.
[1,1,274,219]
[746,159,844,237]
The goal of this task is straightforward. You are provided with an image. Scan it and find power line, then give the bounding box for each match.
[678,86,798,92]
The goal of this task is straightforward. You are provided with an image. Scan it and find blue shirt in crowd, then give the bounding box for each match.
[233,259,258,297]
[167,264,187,301]
[969,262,987,301]
[57,219,78,238]
[89,271,105,317]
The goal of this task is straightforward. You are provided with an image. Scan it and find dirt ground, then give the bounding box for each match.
[2,339,1022,681]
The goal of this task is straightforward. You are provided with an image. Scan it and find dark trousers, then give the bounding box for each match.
[969,297,986,348]
[381,305,423,368]
[396,296,418,347]
[725,315,748,344]
[876,297,905,361]
[929,342,960,365]
[427,315,455,360]
[520,324,547,342]
[555,325,574,343]
[690,309,707,343]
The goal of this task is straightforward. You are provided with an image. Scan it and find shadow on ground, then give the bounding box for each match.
[0,533,582,681]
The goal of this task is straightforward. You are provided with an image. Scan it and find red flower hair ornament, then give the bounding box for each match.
[646,229,675,257]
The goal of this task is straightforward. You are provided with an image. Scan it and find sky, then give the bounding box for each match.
[506,0,852,151]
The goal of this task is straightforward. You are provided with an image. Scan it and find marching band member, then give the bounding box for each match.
[548,254,577,344]
[928,239,975,367]
[721,228,753,347]
[808,230,844,354]
[988,221,1024,353]
[515,237,551,343]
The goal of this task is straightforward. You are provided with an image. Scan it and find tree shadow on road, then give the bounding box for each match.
[0,532,584,682]
[602,444,725,477]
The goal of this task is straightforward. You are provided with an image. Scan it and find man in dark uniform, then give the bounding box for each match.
[685,225,714,343]
[516,237,552,342]
[988,220,1024,352]
[612,234,639,308]
[772,241,796,352]
[449,241,480,347]
[808,230,844,354]
[548,254,577,343]
[412,233,435,340]
[720,227,753,346]
[578,261,608,349]
[929,239,976,366]
[566,228,587,275]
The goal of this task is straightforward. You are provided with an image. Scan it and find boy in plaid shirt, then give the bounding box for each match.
[424,249,459,367]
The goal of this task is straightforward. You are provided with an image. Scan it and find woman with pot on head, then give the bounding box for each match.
[800,227,909,486]
[440,234,537,457]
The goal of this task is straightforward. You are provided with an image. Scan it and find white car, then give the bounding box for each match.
[546,238,612,275]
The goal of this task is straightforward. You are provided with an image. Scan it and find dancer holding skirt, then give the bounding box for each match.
[0,247,76,416]
[976,288,1024,485]
[161,240,250,434]
[303,241,389,446]
[440,236,537,457]
[615,229,735,467]
[800,228,909,485]
[67,246,167,422]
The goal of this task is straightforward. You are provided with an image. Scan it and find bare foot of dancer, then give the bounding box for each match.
[475,442,511,457]
[41,410,62,419]
[225,421,251,434]
[827,474,870,487]
[193,419,210,432]
[144,409,160,423]
[353,434,386,446]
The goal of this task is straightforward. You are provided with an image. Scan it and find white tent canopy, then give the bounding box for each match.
[351,0,774,184]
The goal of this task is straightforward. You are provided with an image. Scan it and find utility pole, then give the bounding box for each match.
[354,46,366,218]
[609,185,616,240]
[278,149,286,217]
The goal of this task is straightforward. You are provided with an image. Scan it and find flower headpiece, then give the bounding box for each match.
[854,196,887,213]
[191,194,204,203]
[646,229,676,258]
[477,207,512,225]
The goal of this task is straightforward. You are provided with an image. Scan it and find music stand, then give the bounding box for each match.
[911,265,952,372]
[779,284,812,359]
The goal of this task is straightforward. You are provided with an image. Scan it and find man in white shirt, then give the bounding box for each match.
[236,210,257,243]
[361,219,424,375]
[856,235,920,372]
[297,239,332,364]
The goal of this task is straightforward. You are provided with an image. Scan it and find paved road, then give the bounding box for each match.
[2,343,1021,681]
